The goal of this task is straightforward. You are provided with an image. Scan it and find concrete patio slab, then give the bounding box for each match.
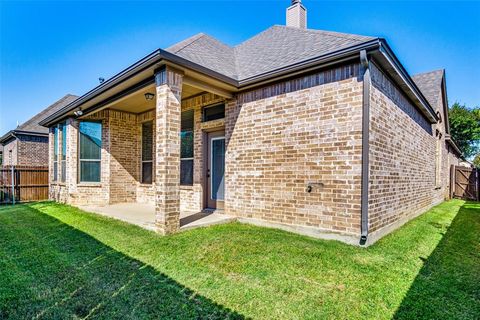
[79,202,235,232]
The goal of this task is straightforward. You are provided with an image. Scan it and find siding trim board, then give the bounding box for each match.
[237,62,361,104]
[375,42,437,122]
[370,62,432,134]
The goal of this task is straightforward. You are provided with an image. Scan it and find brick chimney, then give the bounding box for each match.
[286,0,307,29]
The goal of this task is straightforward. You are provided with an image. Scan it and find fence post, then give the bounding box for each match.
[477,168,479,202]
[11,165,15,205]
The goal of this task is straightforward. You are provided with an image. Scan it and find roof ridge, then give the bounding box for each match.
[271,24,375,42]
[167,33,236,60]
[166,33,206,54]
[199,33,235,51]
[234,25,374,50]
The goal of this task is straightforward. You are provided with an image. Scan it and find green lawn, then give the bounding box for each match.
[0,200,478,319]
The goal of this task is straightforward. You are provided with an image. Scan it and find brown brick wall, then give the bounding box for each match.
[225,64,364,236]
[2,135,48,167]
[154,67,183,234]
[368,63,441,233]
[136,110,157,204]
[16,135,49,166]
[47,61,461,243]
[109,110,138,203]
[2,139,17,166]
[431,89,454,201]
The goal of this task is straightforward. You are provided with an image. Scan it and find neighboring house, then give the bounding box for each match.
[41,1,463,245]
[0,94,78,167]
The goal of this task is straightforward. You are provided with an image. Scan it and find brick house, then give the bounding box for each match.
[41,0,463,245]
[0,94,77,167]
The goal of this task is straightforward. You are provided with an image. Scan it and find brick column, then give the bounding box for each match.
[154,66,183,235]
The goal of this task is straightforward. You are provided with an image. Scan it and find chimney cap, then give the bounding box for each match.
[291,0,301,4]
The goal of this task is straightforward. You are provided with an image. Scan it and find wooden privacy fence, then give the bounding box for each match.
[0,166,49,204]
[451,165,479,201]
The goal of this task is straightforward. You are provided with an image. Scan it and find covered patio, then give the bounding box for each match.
[46,58,234,235]
[79,203,235,232]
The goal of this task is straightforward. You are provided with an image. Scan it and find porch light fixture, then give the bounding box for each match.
[144,93,155,101]
[73,109,83,117]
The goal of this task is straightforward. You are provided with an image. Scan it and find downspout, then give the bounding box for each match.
[360,50,370,245]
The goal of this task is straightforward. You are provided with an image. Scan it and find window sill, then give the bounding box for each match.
[77,182,102,187]
[180,185,194,190]
[139,183,154,187]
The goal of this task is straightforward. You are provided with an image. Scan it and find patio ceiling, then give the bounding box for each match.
[102,83,205,114]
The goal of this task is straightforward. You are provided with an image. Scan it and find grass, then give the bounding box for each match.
[0,200,478,319]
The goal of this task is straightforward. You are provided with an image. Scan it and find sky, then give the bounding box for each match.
[0,0,479,133]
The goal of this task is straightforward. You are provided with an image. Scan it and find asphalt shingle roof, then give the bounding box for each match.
[166,25,375,81]
[412,70,444,108]
[15,94,78,134]
[167,33,237,79]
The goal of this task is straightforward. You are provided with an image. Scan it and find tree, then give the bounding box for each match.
[448,102,480,158]
[473,154,480,168]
